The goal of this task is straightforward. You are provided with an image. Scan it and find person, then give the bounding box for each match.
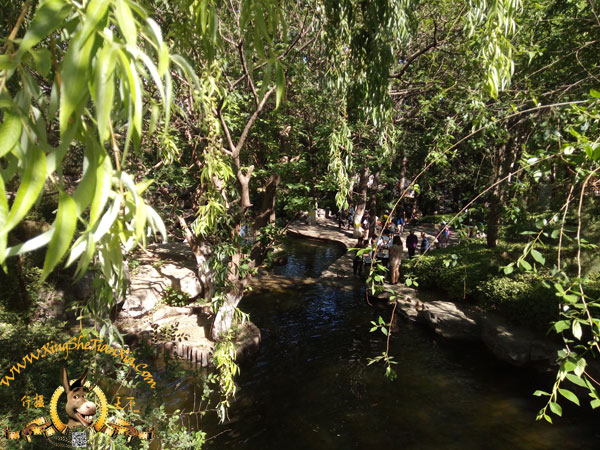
[353,238,365,276]
[439,221,450,248]
[389,235,403,284]
[404,203,412,222]
[396,210,405,233]
[347,204,355,230]
[376,229,392,267]
[420,232,430,254]
[362,238,374,274]
[382,210,390,225]
[362,214,370,240]
[406,228,418,258]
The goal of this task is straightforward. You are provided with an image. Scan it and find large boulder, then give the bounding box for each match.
[417,300,480,341]
[119,246,202,319]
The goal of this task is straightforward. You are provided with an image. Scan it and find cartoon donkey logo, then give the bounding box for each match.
[61,367,97,428]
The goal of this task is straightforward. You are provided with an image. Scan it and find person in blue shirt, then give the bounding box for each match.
[420,232,430,254]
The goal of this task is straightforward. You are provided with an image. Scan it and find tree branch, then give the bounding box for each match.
[238,40,259,106]
[233,85,276,158]
[389,21,439,80]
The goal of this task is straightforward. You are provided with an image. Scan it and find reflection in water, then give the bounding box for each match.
[198,237,599,449]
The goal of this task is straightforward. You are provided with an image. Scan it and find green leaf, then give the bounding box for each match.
[171,54,200,91]
[0,113,22,158]
[146,19,168,77]
[548,402,562,417]
[5,228,53,258]
[30,48,52,76]
[572,320,582,340]
[148,102,160,135]
[518,258,532,271]
[574,357,587,377]
[119,51,143,147]
[73,141,99,215]
[17,0,70,57]
[115,0,137,46]
[42,192,77,280]
[565,373,587,388]
[0,146,46,236]
[94,44,117,143]
[89,146,113,227]
[120,171,146,243]
[0,55,17,71]
[558,388,580,406]
[128,44,165,104]
[553,320,570,333]
[590,89,600,98]
[562,358,577,373]
[533,390,549,397]
[530,249,545,265]
[254,3,270,42]
[0,177,8,265]
[146,205,166,242]
[591,399,600,409]
[59,25,95,135]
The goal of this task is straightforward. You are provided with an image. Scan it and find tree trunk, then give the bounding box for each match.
[237,165,254,208]
[368,172,380,239]
[486,125,523,248]
[211,291,242,340]
[486,192,502,248]
[353,166,370,237]
[254,173,281,230]
[399,149,407,196]
[178,217,214,299]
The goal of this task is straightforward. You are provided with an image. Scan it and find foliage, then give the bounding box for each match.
[162,286,191,307]
[475,274,558,332]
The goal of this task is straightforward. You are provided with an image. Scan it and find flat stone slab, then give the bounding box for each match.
[417,300,480,341]
[480,312,559,366]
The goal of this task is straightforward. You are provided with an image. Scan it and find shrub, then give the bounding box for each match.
[402,242,502,301]
[474,274,559,332]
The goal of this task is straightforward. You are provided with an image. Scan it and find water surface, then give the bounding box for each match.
[200,237,599,449]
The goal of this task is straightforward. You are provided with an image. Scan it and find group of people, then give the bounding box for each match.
[352,228,431,284]
[338,203,419,236]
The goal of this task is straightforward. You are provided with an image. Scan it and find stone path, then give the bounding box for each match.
[284,217,560,369]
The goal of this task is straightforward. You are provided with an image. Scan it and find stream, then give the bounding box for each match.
[195,237,599,449]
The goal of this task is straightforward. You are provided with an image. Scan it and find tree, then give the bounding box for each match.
[0,0,177,339]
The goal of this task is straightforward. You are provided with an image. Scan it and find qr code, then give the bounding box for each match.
[71,431,87,448]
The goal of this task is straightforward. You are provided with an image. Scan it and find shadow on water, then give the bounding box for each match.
[198,237,599,449]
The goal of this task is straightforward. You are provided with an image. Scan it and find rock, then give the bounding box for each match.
[395,297,421,322]
[156,263,203,298]
[120,265,163,318]
[119,262,202,319]
[417,301,480,341]
[115,242,261,368]
[480,313,558,366]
